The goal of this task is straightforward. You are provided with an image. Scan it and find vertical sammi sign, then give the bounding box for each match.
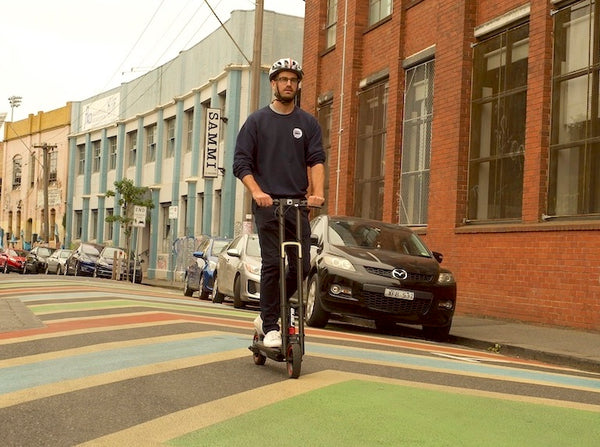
[203,108,220,178]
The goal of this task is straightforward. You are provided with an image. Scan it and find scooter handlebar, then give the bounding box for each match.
[272,198,321,209]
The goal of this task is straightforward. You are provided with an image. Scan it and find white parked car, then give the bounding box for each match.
[213,233,261,308]
[45,249,73,275]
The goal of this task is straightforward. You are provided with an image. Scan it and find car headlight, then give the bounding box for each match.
[437,272,455,284]
[323,255,355,272]
[98,259,109,267]
[244,262,260,275]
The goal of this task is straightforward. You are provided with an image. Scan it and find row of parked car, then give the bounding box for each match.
[183,214,457,341]
[0,242,142,283]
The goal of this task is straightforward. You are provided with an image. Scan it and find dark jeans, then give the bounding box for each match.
[253,202,311,334]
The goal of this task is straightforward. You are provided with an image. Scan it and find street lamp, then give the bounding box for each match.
[8,96,22,121]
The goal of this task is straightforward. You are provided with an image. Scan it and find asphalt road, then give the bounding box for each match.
[1,276,599,446]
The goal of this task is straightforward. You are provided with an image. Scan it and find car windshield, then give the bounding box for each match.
[328,220,431,257]
[82,245,101,256]
[213,240,230,255]
[102,247,125,258]
[38,248,53,256]
[246,235,261,257]
[60,251,71,258]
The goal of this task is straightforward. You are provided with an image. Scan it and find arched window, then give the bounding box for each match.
[12,155,22,189]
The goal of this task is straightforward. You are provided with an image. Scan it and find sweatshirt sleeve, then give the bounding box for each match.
[232,116,256,180]
[305,117,326,167]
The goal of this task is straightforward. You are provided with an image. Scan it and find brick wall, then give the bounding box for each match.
[303,0,600,332]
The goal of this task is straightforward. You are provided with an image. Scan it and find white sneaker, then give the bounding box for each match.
[253,315,264,336]
[263,330,282,348]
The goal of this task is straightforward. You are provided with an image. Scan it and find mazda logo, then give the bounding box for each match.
[392,269,408,280]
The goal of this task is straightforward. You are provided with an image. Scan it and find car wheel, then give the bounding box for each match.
[198,274,209,300]
[233,276,245,309]
[305,275,329,328]
[212,274,225,304]
[422,322,452,342]
[183,274,194,297]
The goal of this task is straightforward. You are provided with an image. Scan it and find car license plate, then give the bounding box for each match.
[384,288,415,300]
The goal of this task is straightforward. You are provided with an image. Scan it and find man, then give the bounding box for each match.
[233,58,326,348]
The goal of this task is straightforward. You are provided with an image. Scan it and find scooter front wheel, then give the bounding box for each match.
[252,333,266,365]
[287,342,302,379]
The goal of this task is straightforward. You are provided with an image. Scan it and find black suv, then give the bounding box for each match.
[25,246,55,274]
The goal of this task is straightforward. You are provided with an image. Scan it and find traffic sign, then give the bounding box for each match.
[133,205,147,227]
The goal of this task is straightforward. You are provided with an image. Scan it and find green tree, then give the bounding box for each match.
[105,178,154,281]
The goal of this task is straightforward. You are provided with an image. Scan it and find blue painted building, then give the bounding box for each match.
[66,10,304,280]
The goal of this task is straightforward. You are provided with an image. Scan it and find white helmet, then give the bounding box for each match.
[269,58,303,81]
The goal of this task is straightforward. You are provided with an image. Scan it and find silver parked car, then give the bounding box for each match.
[213,233,261,308]
[45,249,73,275]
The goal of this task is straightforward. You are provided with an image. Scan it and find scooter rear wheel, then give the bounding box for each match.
[286,342,302,379]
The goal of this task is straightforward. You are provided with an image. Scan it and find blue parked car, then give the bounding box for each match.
[65,242,104,277]
[184,237,231,299]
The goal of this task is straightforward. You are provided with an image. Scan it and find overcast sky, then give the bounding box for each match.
[0,0,305,127]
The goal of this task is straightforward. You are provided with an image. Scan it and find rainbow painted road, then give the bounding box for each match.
[1,277,599,446]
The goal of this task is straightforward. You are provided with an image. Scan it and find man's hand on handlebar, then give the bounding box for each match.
[307,195,325,208]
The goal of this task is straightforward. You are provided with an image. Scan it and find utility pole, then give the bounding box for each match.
[8,95,22,121]
[242,0,264,233]
[33,143,56,243]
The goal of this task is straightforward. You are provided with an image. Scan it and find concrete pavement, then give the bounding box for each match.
[142,277,600,373]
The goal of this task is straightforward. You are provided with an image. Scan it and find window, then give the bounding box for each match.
[108,136,117,170]
[369,0,392,27]
[50,208,57,241]
[468,23,529,221]
[185,109,194,153]
[146,124,157,162]
[165,118,175,158]
[29,153,35,187]
[326,0,337,49]
[75,211,82,239]
[400,60,434,225]
[12,155,22,189]
[77,144,85,175]
[49,151,57,183]
[92,140,101,173]
[91,209,98,240]
[162,203,172,252]
[549,0,600,216]
[106,208,114,240]
[317,100,333,215]
[355,81,388,219]
[127,130,137,166]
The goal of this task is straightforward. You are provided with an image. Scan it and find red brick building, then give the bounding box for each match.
[301,0,600,331]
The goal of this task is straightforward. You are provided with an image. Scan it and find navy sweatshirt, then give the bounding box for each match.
[233,105,326,198]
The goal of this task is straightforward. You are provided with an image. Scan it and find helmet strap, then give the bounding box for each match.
[274,85,294,104]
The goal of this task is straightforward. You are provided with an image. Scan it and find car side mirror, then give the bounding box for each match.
[432,251,443,264]
[226,248,241,258]
[310,234,320,247]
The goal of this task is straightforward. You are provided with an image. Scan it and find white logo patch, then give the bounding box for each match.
[293,128,303,139]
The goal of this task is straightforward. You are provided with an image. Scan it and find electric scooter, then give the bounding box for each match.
[249,198,310,379]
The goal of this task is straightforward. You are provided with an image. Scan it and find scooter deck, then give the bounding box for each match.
[249,342,285,362]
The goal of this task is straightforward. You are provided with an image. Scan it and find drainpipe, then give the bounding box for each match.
[334,0,349,215]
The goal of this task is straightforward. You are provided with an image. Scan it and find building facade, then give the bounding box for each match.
[1,105,71,250]
[302,0,600,331]
[66,10,303,280]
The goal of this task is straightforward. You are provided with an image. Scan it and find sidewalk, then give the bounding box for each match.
[143,278,600,373]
